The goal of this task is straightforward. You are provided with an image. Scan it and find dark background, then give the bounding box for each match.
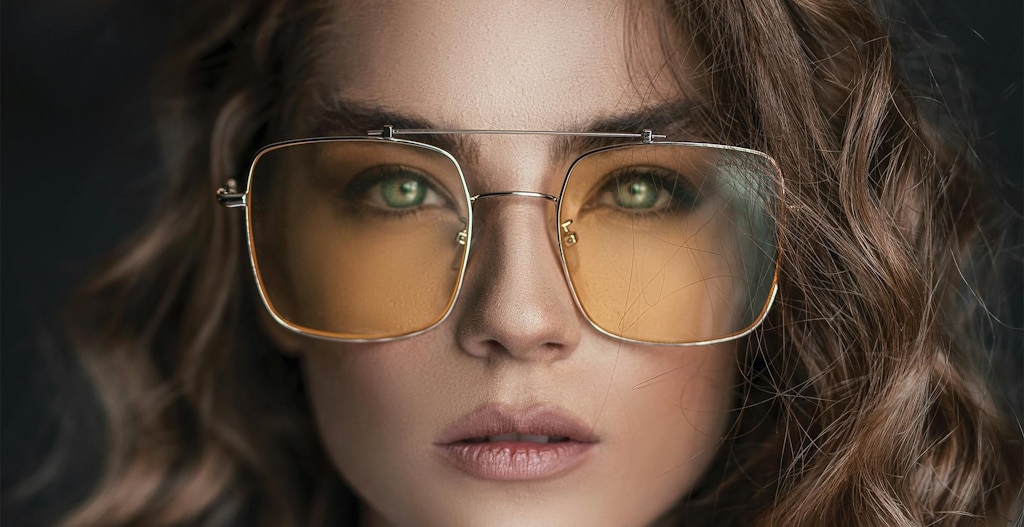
[2,0,1021,523]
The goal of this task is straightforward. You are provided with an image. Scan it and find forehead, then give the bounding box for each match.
[308,0,689,131]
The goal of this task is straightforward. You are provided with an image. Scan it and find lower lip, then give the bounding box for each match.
[436,441,595,481]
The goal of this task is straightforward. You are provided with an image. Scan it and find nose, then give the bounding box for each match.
[454,196,582,364]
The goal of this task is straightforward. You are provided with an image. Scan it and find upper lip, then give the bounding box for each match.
[436,403,599,445]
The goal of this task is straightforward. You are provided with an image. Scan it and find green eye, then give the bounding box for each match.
[591,166,700,214]
[338,165,451,215]
[380,175,427,208]
[613,177,660,209]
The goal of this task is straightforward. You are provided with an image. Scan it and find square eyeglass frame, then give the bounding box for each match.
[216,126,784,346]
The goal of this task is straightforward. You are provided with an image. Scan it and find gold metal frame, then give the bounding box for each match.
[215,126,784,346]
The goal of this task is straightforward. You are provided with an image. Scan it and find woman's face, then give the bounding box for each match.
[288,2,737,526]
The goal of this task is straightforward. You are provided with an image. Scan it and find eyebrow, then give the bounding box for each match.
[549,99,707,162]
[306,99,480,162]
[304,97,707,165]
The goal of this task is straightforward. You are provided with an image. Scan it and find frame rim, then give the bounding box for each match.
[555,141,785,347]
[230,132,785,346]
[243,136,474,343]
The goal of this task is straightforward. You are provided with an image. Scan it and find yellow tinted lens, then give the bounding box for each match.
[248,139,470,339]
[559,144,779,344]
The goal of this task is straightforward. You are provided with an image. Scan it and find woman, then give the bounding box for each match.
[57,0,1022,525]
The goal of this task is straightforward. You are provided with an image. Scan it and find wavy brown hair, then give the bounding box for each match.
[58,1,1022,526]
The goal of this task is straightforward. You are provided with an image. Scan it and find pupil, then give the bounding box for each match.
[617,178,657,209]
[399,181,417,197]
[629,182,645,197]
[382,177,424,208]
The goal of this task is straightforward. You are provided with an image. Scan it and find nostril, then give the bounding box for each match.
[454,279,582,362]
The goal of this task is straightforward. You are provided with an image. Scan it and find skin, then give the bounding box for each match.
[274,2,740,526]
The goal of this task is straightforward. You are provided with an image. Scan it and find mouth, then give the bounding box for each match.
[459,433,572,444]
[435,404,598,481]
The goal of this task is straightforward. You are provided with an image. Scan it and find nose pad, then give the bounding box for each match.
[454,198,582,363]
[452,216,470,270]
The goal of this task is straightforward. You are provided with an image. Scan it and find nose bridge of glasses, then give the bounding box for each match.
[456,190,561,247]
[470,190,558,203]
[460,190,580,250]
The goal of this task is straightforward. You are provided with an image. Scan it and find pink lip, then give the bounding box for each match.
[434,404,598,481]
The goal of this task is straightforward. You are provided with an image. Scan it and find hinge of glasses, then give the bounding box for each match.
[641,129,654,144]
[216,179,246,208]
[381,125,395,140]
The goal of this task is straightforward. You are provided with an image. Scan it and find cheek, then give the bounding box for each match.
[593,344,737,506]
[300,342,420,456]
[298,340,459,508]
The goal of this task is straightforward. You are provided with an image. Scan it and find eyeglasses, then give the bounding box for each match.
[216,126,783,346]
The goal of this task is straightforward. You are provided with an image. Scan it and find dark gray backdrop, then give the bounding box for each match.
[2,1,1021,524]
